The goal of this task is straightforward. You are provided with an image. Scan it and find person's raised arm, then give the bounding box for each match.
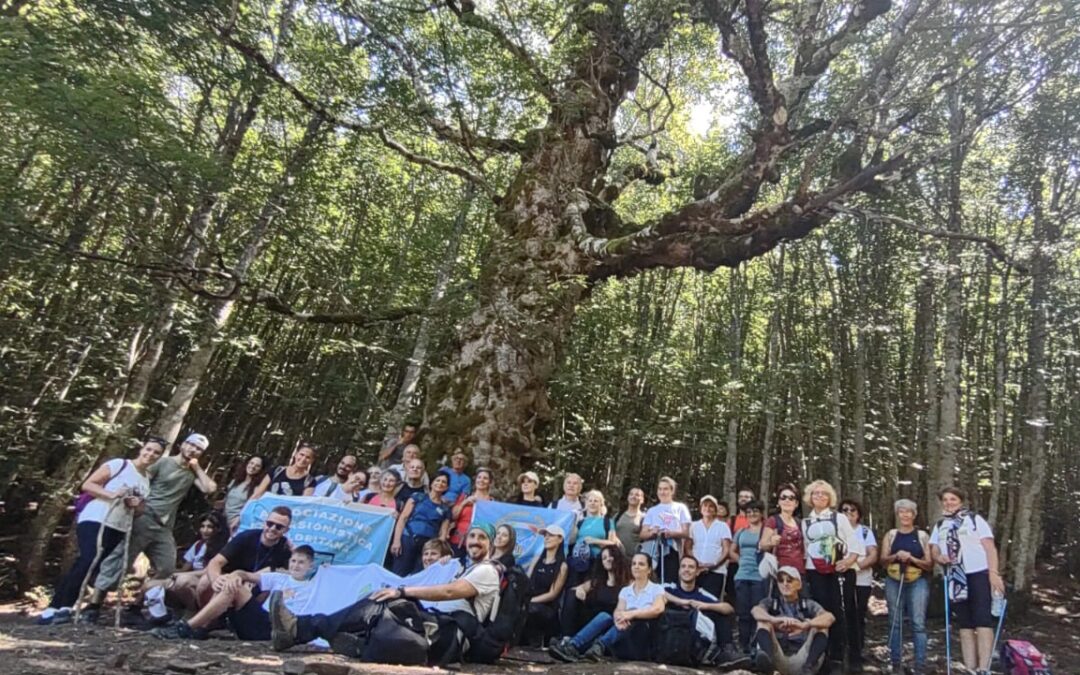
[189,458,217,494]
[759,523,779,552]
[251,473,271,499]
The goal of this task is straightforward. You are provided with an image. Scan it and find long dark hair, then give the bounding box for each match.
[199,512,229,561]
[230,455,268,499]
[588,546,631,598]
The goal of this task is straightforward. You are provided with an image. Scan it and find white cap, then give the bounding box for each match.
[184,433,209,450]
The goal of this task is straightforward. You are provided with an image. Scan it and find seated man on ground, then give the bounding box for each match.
[663,554,748,668]
[550,552,666,663]
[169,506,294,612]
[750,566,834,675]
[268,524,502,665]
[153,545,316,640]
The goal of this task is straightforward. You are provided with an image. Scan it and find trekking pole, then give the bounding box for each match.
[888,565,907,663]
[73,497,124,624]
[989,596,1008,671]
[114,523,133,629]
[944,566,952,675]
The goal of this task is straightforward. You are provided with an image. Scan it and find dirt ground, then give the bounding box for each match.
[1,568,1077,675]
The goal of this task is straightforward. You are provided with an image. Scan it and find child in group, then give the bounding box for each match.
[153,545,316,640]
[179,513,228,573]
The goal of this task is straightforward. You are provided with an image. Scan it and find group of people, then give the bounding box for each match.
[36,426,1006,675]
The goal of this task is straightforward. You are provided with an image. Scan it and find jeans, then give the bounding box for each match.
[885,576,929,667]
[569,611,615,651]
[568,612,653,660]
[51,521,125,609]
[735,578,767,652]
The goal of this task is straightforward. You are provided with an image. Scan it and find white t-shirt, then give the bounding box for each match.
[690,519,732,572]
[854,525,878,587]
[619,580,666,611]
[258,572,315,614]
[552,496,585,522]
[929,513,994,573]
[183,542,209,571]
[643,502,692,554]
[802,509,865,568]
[436,561,502,622]
[78,458,151,532]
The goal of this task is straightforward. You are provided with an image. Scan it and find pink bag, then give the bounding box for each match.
[1001,639,1052,674]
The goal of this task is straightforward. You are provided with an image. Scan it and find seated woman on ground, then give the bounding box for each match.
[524,525,569,647]
[152,545,316,640]
[559,546,631,637]
[492,523,518,568]
[550,552,666,662]
[223,455,267,534]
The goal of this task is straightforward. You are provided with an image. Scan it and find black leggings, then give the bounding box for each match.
[50,521,124,609]
[805,569,860,664]
[856,584,871,654]
[524,601,558,646]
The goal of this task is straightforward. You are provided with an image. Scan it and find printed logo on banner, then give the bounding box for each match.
[239,495,394,566]
[473,501,576,573]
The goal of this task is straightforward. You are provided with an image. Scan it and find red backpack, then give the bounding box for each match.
[1002,640,1052,674]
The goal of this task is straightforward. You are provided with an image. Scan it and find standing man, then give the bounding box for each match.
[313,455,358,498]
[732,487,756,533]
[443,449,472,503]
[85,433,217,621]
[551,473,586,523]
[378,423,418,469]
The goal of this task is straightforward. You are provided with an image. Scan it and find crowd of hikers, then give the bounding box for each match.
[34,426,1010,675]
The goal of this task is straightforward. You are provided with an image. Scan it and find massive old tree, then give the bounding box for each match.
[210,0,1037,480]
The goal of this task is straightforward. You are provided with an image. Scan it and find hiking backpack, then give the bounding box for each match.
[803,512,846,574]
[465,563,531,664]
[1002,640,1052,675]
[73,459,129,516]
[655,607,709,666]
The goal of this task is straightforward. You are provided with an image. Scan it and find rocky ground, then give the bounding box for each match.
[1,567,1077,675]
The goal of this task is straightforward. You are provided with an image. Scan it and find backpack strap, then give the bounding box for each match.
[603,516,613,536]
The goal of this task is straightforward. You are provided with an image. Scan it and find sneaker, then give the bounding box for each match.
[715,643,751,668]
[752,648,773,672]
[549,638,582,663]
[582,643,607,662]
[269,591,298,652]
[77,606,100,625]
[36,608,58,625]
[329,632,363,658]
[51,607,73,625]
[151,620,207,640]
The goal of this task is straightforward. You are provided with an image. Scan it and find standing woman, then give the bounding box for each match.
[613,487,645,554]
[524,525,569,646]
[731,499,767,654]
[513,471,548,507]
[223,455,268,533]
[802,480,864,674]
[449,467,494,555]
[840,498,879,664]
[577,491,618,554]
[390,469,453,575]
[929,486,1003,675]
[254,442,317,497]
[362,469,402,513]
[880,499,932,675]
[38,437,165,624]
[759,483,806,584]
[640,476,692,584]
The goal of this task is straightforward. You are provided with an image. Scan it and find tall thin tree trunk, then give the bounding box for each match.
[723,268,745,505]
[988,267,1011,528]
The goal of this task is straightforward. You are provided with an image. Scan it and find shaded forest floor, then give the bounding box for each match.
[0,566,1077,675]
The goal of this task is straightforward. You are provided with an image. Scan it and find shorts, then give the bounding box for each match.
[227,595,272,641]
[952,570,994,629]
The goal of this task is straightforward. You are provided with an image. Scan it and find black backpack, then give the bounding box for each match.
[465,563,531,664]
[324,599,433,666]
[655,607,707,666]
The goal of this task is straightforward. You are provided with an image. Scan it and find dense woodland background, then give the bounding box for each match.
[1,0,1078,602]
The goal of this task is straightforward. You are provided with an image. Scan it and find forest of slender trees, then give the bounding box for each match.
[1,0,1078,598]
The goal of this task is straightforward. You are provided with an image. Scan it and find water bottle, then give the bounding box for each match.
[991,589,1006,617]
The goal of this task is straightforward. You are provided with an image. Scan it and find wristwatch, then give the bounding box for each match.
[397,585,408,599]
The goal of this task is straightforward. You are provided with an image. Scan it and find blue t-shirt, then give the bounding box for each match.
[404,493,453,539]
[734,527,763,582]
[578,515,611,556]
[444,470,472,503]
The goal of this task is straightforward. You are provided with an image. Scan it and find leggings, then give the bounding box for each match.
[805,569,860,664]
[50,521,125,609]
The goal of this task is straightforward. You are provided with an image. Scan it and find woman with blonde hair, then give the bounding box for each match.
[802,479,864,673]
[569,489,618,582]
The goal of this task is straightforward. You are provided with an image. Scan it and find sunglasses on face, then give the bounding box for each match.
[840,507,857,514]
[778,495,797,502]
[264,521,288,531]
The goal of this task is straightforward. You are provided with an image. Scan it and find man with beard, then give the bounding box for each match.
[268,524,503,664]
[83,433,217,622]
[663,555,748,668]
[313,454,358,498]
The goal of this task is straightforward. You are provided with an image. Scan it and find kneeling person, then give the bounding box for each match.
[154,545,315,640]
[750,566,834,675]
[663,555,747,668]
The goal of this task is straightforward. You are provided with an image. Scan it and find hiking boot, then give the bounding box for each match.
[151,620,207,640]
[715,643,751,668]
[77,606,100,625]
[329,632,363,658]
[269,591,298,652]
[582,643,607,662]
[549,638,582,663]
